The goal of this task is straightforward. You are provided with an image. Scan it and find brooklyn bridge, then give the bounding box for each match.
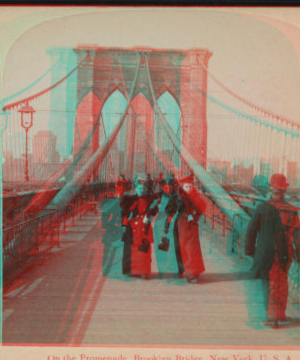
[1,46,300,346]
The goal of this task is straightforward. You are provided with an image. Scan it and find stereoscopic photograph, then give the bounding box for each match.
[0,7,299,353]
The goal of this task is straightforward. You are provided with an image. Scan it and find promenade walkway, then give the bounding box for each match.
[3,199,300,346]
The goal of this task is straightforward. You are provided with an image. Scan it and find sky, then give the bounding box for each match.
[2,8,300,120]
[1,7,300,166]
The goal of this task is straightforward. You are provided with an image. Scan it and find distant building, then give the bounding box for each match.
[233,163,253,185]
[287,161,298,188]
[3,151,24,182]
[271,156,280,175]
[260,161,271,181]
[210,172,223,184]
[3,152,35,182]
[208,160,230,184]
[6,131,25,160]
[234,165,246,184]
[32,130,60,164]
[31,130,61,180]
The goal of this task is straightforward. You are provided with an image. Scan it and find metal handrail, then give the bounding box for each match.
[3,202,75,277]
[2,184,107,280]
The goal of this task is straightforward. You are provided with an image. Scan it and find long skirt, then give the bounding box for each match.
[266,254,292,320]
[123,218,152,275]
[153,212,179,275]
[176,217,205,275]
[101,226,124,278]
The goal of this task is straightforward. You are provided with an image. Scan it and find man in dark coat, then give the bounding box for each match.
[101,182,128,277]
[245,173,300,327]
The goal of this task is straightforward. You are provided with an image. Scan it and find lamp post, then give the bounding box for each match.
[18,103,35,181]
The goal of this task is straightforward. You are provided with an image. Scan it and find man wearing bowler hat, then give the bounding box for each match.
[245,173,300,328]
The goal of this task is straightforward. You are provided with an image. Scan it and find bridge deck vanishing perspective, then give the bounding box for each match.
[2,199,300,347]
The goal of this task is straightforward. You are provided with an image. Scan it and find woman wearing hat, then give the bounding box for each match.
[153,176,180,278]
[171,175,207,282]
[121,174,159,278]
[245,173,300,327]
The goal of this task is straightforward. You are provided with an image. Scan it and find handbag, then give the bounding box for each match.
[158,237,170,252]
[138,238,150,253]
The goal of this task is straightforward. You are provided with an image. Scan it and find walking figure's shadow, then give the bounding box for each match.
[188,271,253,284]
[271,318,300,329]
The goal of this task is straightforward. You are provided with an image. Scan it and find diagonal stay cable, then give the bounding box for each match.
[134,110,179,176]
[20,55,116,215]
[48,54,141,208]
[144,55,250,232]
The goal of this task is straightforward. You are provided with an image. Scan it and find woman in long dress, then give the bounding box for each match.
[173,175,207,282]
[153,177,180,278]
[121,175,159,278]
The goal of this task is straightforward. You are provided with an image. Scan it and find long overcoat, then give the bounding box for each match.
[101,197,125,276]
[245,199,300,320]
[245,200,299,279]
[168,189,206,276]
[153,191,179,275]
[121,194,159,275]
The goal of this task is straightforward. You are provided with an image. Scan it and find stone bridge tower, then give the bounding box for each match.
[48,46,212,174]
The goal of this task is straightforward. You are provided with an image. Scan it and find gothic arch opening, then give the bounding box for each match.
[158,91,182,172]
[131,93,155,176]
[100,89,128,178]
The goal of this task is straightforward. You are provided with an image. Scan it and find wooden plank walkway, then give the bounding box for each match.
[3,203,300,346]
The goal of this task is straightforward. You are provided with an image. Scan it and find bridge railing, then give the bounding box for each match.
[2,181,109,282]
[3,208,61,279]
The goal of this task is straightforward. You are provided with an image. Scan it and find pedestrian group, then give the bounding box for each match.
[101,171,300,328]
